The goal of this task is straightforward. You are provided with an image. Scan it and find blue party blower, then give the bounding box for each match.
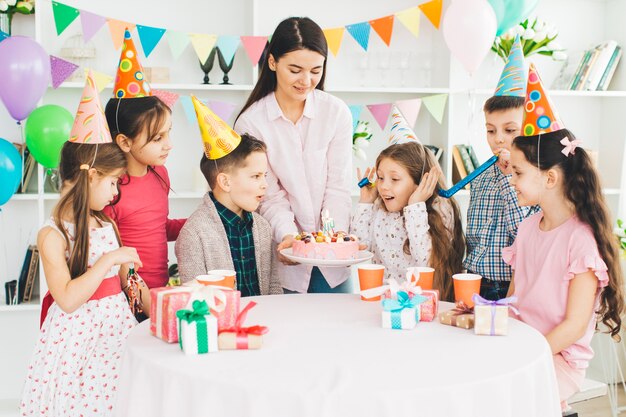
[438,154,499,198]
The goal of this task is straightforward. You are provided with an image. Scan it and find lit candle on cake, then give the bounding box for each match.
[321,209,335,236]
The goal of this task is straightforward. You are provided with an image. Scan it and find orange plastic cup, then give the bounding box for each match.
[452,273,482,307]
[197,270,236,289]
[358,264,385,301]
[409,267,435,290]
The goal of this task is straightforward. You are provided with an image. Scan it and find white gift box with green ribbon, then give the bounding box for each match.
[177,300,218,355]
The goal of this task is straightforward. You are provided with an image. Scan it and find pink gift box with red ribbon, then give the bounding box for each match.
[417,289,439,322]
[150,287,193,343]
[212,289,240,330]
[217,301,268,350]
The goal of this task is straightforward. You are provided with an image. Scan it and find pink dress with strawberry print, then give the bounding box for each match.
[20,219,137,417]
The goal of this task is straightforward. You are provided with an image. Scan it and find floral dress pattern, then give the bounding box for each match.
[20,219,137,417]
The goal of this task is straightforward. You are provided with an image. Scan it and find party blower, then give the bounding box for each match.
[438,153,499,198]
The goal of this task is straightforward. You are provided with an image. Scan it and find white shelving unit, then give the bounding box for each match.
[1,0,625,404]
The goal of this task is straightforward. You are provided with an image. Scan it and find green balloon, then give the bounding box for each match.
[25,104,73,169]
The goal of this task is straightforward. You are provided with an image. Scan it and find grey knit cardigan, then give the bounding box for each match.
[175,193,283,295]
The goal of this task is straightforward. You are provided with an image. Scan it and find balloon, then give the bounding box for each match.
[0,138,22,205]
[443,0,497,74]
[495,0,540,36]
[25,105,73,169]
[0,36,51,122]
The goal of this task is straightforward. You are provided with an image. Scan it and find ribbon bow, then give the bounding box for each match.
[220,301,268,349]
[560,137,582,157]
[382,291,427,312]
[360,275,422,300]
[451,301,474,316]
[176,299,210,323]
[186,285,227,313]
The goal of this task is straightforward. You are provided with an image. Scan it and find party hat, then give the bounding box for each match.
[388,105,421,145]
[494,35,526,97]
[68,70,112,144]
[522,63,564,136]
[113,29,151,98]
[191,95,241,159]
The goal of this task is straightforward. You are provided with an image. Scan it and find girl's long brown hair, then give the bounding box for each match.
[54,142,127,278]
[376,142,466,301]
[513,129,624,339]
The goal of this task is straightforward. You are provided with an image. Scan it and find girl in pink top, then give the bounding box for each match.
[504,128,624,411]
[103,96,186,311]
[235,17,352,293]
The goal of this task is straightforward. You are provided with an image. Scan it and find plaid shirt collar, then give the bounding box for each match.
[209,192,253,228]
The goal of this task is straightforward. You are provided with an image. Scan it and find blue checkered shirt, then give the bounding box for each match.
[463,164,537,282]
[210,193,260,297]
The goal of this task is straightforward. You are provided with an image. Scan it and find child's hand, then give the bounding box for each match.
[497,149,512,175]
[277,235,299,266]
[107,247,143,269]
[409,169,439,205]
[357,167,378,204]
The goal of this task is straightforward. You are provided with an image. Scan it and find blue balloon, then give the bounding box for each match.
[0,138,22,205]
[492,0,539,36]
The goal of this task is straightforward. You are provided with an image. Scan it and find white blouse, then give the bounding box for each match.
[350,198,455,282]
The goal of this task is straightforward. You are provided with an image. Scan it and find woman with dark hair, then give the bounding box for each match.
[235,17,353,294]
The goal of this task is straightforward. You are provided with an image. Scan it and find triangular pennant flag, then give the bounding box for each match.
[388,105,421,145]
[323,27,345,57]
[394,98,422,128]
[395,7,421,38]
[346,22,371,52]
[79,10,106,43]
[216,35,241,66]
[0,31,9,43]
[191,95,242,160]
[51,1,79,35]
[190,33,218,64]
[369,15,394,47]
[208,100,238,123]
[349,104,364,131]
[107,20,135,50]
[166,30,190,60]
[241,36,268,65]
[419,0,443,29]
[494,35,526,97]
[153,89,180,109]
[180,95,197,124]
[366,103,393,130]
[422,94,448,124]
[522,63,564,136]
[136,25,166,58]
[69,70,112,144]
[83,69,114,93]
[50,55,79,89]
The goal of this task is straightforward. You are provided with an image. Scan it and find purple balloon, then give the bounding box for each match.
[0,36,50,122]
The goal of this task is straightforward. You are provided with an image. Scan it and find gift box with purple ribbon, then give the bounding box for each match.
[473,294,518,336]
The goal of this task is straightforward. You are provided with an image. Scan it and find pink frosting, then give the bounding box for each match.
[292,240,359,260]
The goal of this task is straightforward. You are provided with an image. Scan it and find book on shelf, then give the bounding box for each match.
[465,145,481,169]
[597,46,622,91]
[451,145,469,190]
[455,145,475,175]
[17,245,39,304]
[564,41,621,91]
[424,144,443,163]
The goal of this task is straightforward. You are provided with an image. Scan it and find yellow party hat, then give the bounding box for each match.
[191,95,241,159]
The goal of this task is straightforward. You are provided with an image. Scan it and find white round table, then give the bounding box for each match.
[115,294,561,417]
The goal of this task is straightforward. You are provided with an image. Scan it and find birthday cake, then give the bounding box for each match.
[292,231,359,260]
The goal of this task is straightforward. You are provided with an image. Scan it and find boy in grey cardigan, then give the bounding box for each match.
[175,134,282,295]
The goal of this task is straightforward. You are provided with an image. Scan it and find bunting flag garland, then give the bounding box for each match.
[367,103,394,129]
[346,22,371,51]
[394,98,422,128]
[369,15,394,47]
[240,36,268,65]
[349,105,364,131]
[153,89,180,109]
[137,25,167,58]
[395,8,421,39]
[83,69,114,93]
[180,95,197,124]
[422,93,448,123]
[166,30,191,60]
[107,20,135,50]
[0,31,9,43]
[208,100,238,123]
[322,28,344,57]
[79,10,107,43]
[52,1,79,35]
[189,33,218,64]
[50,55,79,88]
[216,35,241,66]
[419,0,443,29]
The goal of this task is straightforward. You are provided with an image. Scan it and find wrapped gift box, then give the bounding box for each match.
[217,301,268,350]
[177,300,218,355]
[214,290,240,330]
[472,294,517,336]
[150,286,193,343]
[381,291,427,330]
[438,309,474,329]
[419,289,439,322]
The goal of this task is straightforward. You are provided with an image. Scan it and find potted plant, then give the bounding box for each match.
[0,0,35,35]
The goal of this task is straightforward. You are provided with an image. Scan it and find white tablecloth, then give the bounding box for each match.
[115,294,561,417]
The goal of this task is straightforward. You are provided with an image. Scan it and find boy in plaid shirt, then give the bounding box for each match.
[463,36,537,300]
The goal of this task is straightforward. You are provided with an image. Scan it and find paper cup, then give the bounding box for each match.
[409,267,435,290]
[197,270,236,289]
[358,264,385,301]
[452,273,482,307]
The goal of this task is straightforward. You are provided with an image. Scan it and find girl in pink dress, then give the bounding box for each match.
[20,142,142,417]
[505,127,624,412]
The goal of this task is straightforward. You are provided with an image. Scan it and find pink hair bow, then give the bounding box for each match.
[560,137,582,156]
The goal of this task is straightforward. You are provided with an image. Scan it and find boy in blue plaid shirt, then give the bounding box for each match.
[464,36,537,300]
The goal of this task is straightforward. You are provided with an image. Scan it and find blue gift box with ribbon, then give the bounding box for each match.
[381,291,428,330]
